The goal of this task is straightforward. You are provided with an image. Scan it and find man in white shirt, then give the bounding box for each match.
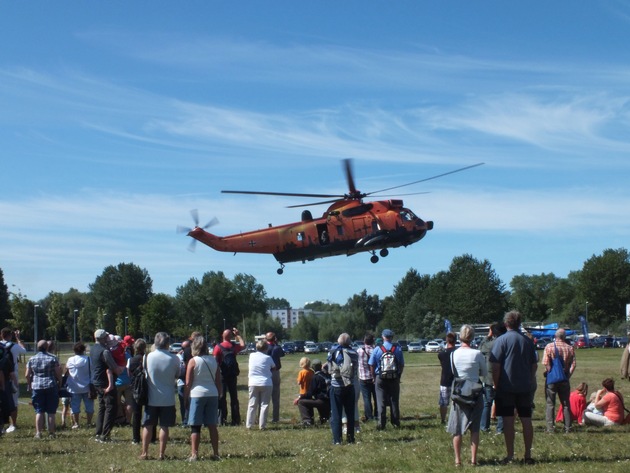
[1,327,27,432]
[140,332,180,461]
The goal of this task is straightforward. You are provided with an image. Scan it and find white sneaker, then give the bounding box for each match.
[5,425,16,433]
[342,424,347,435]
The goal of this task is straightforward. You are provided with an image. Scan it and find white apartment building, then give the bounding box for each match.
[267,308,313,329]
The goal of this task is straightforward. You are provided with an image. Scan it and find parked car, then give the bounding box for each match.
[602,336,615,348]
[535,337,552,350]
[425,341,442,353]
[169,342,183,353]
[245,342,256,353]
[320,341,333,352]
[304,342,320,354]
[398,339,409,351]
[281,342,296,354]
[292,340,305,352]
[408,341,423,353]
[590,336,606,348]
[614,337,628,348]
[575,338,589,349]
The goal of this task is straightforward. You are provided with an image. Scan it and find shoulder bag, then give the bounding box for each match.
[546,341,568,385]
[450,351,483,408]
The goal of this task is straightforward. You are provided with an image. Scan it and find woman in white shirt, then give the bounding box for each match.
[447,324,487,467]
[65,342,94,428]
[184,336,222,462]
[246,340,276,430]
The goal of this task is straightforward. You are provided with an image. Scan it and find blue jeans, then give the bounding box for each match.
[359,380,377,420]
[481,385,503,433]
[330,385,355,444]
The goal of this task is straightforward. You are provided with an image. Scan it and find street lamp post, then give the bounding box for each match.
[586,301,589,321]
[223,318,226,331]
[34,304,40,346]
[124,316,128,336]
[73,309,78,344]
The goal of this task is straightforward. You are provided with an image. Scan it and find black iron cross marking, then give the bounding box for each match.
[248,240,257,247]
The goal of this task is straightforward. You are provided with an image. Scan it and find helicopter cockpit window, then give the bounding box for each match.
[399,210,416,222]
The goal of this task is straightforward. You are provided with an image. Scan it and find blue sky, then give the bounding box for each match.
[2,1,630,308]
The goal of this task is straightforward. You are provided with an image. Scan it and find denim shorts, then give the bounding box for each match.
[32,387,59,414]
[188,396,219,427]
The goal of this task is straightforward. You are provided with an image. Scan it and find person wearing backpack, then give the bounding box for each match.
[368,328,404,430]
[212,328,245,426]
[327,332,358,445]
[1,327,27,433]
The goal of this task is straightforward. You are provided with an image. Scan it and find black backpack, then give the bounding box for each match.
[0,342,14,375]
[218,344,240,378]
[131,355,148,406]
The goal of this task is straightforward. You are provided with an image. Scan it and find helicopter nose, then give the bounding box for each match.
[426,220,434,230]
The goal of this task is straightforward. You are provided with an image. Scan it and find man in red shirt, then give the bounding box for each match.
[213,328,245,425]
[542,328,576,433]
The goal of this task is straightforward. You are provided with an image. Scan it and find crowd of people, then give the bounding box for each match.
[439,310,629,467]
[0,312,628,464]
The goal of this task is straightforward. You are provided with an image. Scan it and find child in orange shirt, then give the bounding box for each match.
[294,357,314,405]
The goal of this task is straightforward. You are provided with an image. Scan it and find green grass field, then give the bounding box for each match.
[2,348,629,472]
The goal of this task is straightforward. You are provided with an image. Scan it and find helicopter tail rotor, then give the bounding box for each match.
[177,209,219,252]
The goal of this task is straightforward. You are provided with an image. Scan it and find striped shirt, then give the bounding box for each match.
[542,339,576,376]
[27,351,59,390]
[357,344,375,381]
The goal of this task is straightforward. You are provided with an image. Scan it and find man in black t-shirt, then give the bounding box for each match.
[437,332,457,424]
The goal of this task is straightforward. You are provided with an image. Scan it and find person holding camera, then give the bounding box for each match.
[213,327,245,426]
[1,327,27,433]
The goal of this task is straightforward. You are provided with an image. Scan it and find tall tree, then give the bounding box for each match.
[444,254,508,325]
[88,263,153,334]
[44,292,67,340]
[140,293,176,339]
[266,297,291,310]
[380,269,427,334]
[509,273,561,323]
[0,269,11,327]
[344,290,383,332]
[578,248,630,329]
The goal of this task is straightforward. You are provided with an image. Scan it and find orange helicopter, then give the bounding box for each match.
[178,160,483,274]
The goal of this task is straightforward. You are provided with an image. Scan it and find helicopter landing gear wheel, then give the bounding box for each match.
[380,248,389,258]
[370,253,379,264]
[277,264,285,275]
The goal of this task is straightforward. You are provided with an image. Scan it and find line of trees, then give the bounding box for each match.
[1,248,628,344]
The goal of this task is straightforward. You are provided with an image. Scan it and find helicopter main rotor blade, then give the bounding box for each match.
[366,162,484,196]
[222,190,342,199]
[343,159,358,196]
[286,198,344,208]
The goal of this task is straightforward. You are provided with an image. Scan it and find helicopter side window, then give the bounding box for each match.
[297,232,304,242]
[400,210,415,222]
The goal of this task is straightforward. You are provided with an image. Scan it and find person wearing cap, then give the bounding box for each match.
[91,329,124,442]
[26,340,61,438]
[368,329,404,430]
[265,332,284,423]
